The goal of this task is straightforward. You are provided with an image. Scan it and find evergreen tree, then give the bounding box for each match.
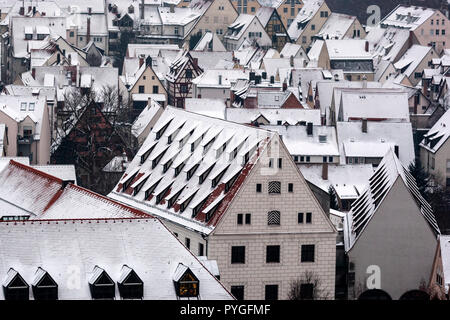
[408,158,430,199]
[328,185,339,210]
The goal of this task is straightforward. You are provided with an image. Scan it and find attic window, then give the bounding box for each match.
[144,177,163,200]
[180,190,198,212]
[139,142,157,164]
[132,174,150,196]
[155,119,172,140]
[199,163,215,184]
[152,147,169,169]
[212,165,230,188]
[89,267,115,300]
[122,170,139,192]
[175,161,186,177]
[3,269,29,300]
[32,268,58,300]
[163,158,174,173]
[187,163,200,180]
[167,186,185,209]
[319,134,327,143]
[173,264,199,298]
[156,181,173,204]
[118,266,143,300]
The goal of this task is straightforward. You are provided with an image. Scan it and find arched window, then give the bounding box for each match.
[32,268,58,300]
[173,264,199,298]
[118,265,144,300]
[89,266,115,300]
[3,268,29,300]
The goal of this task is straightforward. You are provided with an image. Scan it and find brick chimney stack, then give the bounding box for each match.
[322,162,328,180]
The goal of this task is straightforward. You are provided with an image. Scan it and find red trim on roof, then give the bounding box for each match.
[67,184,153,218]
[9,160,64,184]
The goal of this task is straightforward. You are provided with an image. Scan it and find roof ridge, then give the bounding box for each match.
[9,160,63,184]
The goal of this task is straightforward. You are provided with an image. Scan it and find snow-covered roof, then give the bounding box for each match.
[280,43,307,59]
[326,39,372,60]
[419,108,450,153]
[263,57,305,79]
[0,217,233,299]
[192,31,227,52]
[189,52,233,70]
[337,88,410,123]
[192,69,245,88]
[255,6,275,27]
[158,6,201,25]
[185,99,227,119]
[381,5,436,31]
[287,0,324,41]
[108,107,275,235]
[300,164,374,200]
[31,165,77,184]
[367,26,410,62]
[226,14,257,40]
[344,148,439,252]
[132,99,163,138]
[225,107,321,125]
[0,95,46,139]
[4,85,56,100]
[336,121,415,167]
[316,13,357,40]
[263,125,339,157]
[393,45,433,77]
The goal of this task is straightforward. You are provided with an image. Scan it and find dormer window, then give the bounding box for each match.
[187,163,200,180]
[118,266,143,300]
[28,102,35,111]
[20,102,27,111]
[199,163,215,184]
[89,266,115,300]
[3,268,29,300]
[173,264,199,298]
[155,119,172,140]
[32,268,58,300]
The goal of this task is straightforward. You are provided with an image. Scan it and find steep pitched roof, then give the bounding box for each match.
[0,218,233,299]
[344,148,439,251]
[419,108,450,153]
[108,107,275,234]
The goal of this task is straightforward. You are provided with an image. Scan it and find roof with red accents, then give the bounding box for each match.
[108,106,275,234]
[0,160,152,220]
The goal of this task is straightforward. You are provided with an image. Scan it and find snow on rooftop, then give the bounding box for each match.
[343,148,439,252]
[225,108,321,125]
[393,45,433,77]
[381,5,436,31]
[316,13,356,40]
[420,108,450,153]
[0,218,233,299]
[326,40,372,60]
[336,121,415,167]
[288,0,324,41]
[109,107,275,234]
[31,165,77,184]
[185,98,227,119]
[299,164,374,199]
[132,99,163,138]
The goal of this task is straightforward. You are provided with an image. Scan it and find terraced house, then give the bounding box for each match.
[108,107,337,300]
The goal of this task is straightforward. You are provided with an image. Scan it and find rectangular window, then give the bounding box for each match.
[269,158,273,168]
[306,212,312,223]
[301,244,315,262]
[20,102,27,111]
[266,245,280,263]
[237,214,243,225]
[298,212,304,223]
[278,158,282,168]
[268,210,280,225]
[185,238,191,249]
[256,183,262,192]
[268,181,281,194]
[323,156,327,163]
[288,183,293,192]
[231,246,245,264]
[329,156,333,162]
[186,69,192,78]
[231,286,244,300]
[180,84,188,93]
[265,285,278,300]
[152,86,159,94]
[300,156,304,162]
[306,156,310,162]
[198,243,204,256]
[442,29,446,35]
[245,213,251,225]
[138,85,145,93]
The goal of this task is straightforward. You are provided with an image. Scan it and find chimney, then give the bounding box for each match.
[270,75,275,84]
[218,74,222,85]
[170,4,175,13]
[362,74,367,88]
[262,71,267,79]
[306,122,313,136]
[32,6,36,15]
[362,118,367,133]
[365,40,369,52]
[139,54,145,68]
[192,57,198,69]
[141,0,145,20]
[290,55,294,67]
[31,68,36,79]
[86,16,91,43]
[334,73,339,81]
[19,6,24,15]
[282,80,287,91]
[88,7,92,15]
[322,162,328,180]
[68,54,72,65]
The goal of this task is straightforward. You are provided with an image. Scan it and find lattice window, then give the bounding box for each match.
[268,211,280,225]
[268,181,281,194]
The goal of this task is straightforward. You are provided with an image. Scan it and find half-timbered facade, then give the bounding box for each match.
[256,6,291,52]
[165,50,204,108]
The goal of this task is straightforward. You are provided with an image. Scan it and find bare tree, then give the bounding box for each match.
[288,270,330,300]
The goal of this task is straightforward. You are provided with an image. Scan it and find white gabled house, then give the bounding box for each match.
[108,106,337,300]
